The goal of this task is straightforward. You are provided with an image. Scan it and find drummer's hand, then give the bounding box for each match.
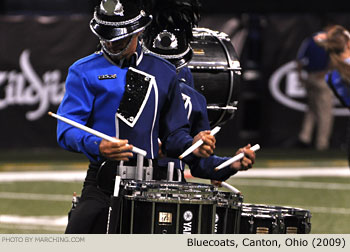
[211,180,222,187]
[314,32,327,42]
[99,138,133,161]
[230,144,255,171]
[158,139,165,159]
[192,130,216,158]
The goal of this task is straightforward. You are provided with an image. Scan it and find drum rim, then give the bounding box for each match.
[189,27,240,127]
[123,195,217,204]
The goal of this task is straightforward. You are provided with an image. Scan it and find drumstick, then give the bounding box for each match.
[221,182,241,194]
[48,112,147,157]
[178,126,221,160]
[214,144,260,170]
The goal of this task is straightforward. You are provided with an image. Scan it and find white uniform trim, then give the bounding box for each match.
[116,67,153,128]
[150,76,158,159]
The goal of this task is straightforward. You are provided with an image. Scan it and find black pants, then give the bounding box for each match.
[65,163,111,234]
[65,184,110,234]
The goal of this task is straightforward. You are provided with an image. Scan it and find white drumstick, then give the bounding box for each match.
[214,144,260,170]
[178,126,221,160]
[48,112,147,157]
[113,175,121,197]
[221,182,241,194]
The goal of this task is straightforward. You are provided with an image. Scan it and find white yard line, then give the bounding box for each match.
[0,170,86,182]
[0,192,72,201]
[185,167,350,178]
[0,215,67,227]
[227,179,350,190]
[233,167,350,178]
[0,167,349,182]
[0,223,65,232]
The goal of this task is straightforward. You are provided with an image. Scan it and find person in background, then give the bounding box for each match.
[316,24,350,165]
[142,0,256,182]
[295,25,334,151]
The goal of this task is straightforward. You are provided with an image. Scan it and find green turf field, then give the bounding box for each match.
[0,148,349,234]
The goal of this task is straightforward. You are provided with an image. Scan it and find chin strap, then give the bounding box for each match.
[100,34,135,58]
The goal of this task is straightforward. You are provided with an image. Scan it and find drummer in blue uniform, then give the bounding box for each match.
[56,0,216,234]
[142,0,256,182]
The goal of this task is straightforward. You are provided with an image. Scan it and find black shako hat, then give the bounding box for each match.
[90,0,152,42]
[142,0,200,69]
[143,28,193,69]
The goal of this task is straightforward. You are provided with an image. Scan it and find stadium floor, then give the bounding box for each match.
[0,148,349,234]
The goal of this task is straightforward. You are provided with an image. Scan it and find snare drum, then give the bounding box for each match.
[271,205,312,234]
[114,181,217,234]
[239,204,280,234]
[188,28,242,127]
[239,204,312,234]
[214,191,243,234]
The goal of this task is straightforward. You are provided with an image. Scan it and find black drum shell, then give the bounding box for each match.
[120,197,215,234]
[239,212,280,234]
[239,204,311,234]
[115,180,217,234]
[215,191,243,234]
[188,28,241,127]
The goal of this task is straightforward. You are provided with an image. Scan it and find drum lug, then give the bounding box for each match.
[279,218,285,234]
[145,159,153,180]
[272,217,279,234]
[248,215,254,234]
[118,162,128,179]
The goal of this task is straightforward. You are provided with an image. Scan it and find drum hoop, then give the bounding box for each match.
[242,204,311,218]
[142,44,192,60]
[124,195,216,204]
[203,29,236,127]
[241,212,277,219]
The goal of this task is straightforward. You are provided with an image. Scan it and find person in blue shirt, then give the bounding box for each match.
[142,0,256,182]
[296,26,334,150]
[315,25,350,165]
[57,0,216,233]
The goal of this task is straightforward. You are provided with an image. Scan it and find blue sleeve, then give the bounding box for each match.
[296,38,310,62]
[326,70,350,108]
[178,67,195,88]
[189,91,211,135]
[160,75,193,158]
[189,155,238,181]
[56,66,102,162]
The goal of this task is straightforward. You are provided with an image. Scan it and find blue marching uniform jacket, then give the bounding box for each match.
[57,43,193,164]
[158,67,237,181]
[326,70,350,108]
[296,34,329,72]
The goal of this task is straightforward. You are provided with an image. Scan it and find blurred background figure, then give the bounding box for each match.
[316,24,350,164]
[295,24,334,151]
[317,25,350,83]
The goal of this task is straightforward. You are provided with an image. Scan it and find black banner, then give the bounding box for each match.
[0,15,98,149]
[1,14,350,150]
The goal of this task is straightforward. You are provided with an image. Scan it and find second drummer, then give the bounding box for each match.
[142,0,256,182]
[56,0,216,234]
